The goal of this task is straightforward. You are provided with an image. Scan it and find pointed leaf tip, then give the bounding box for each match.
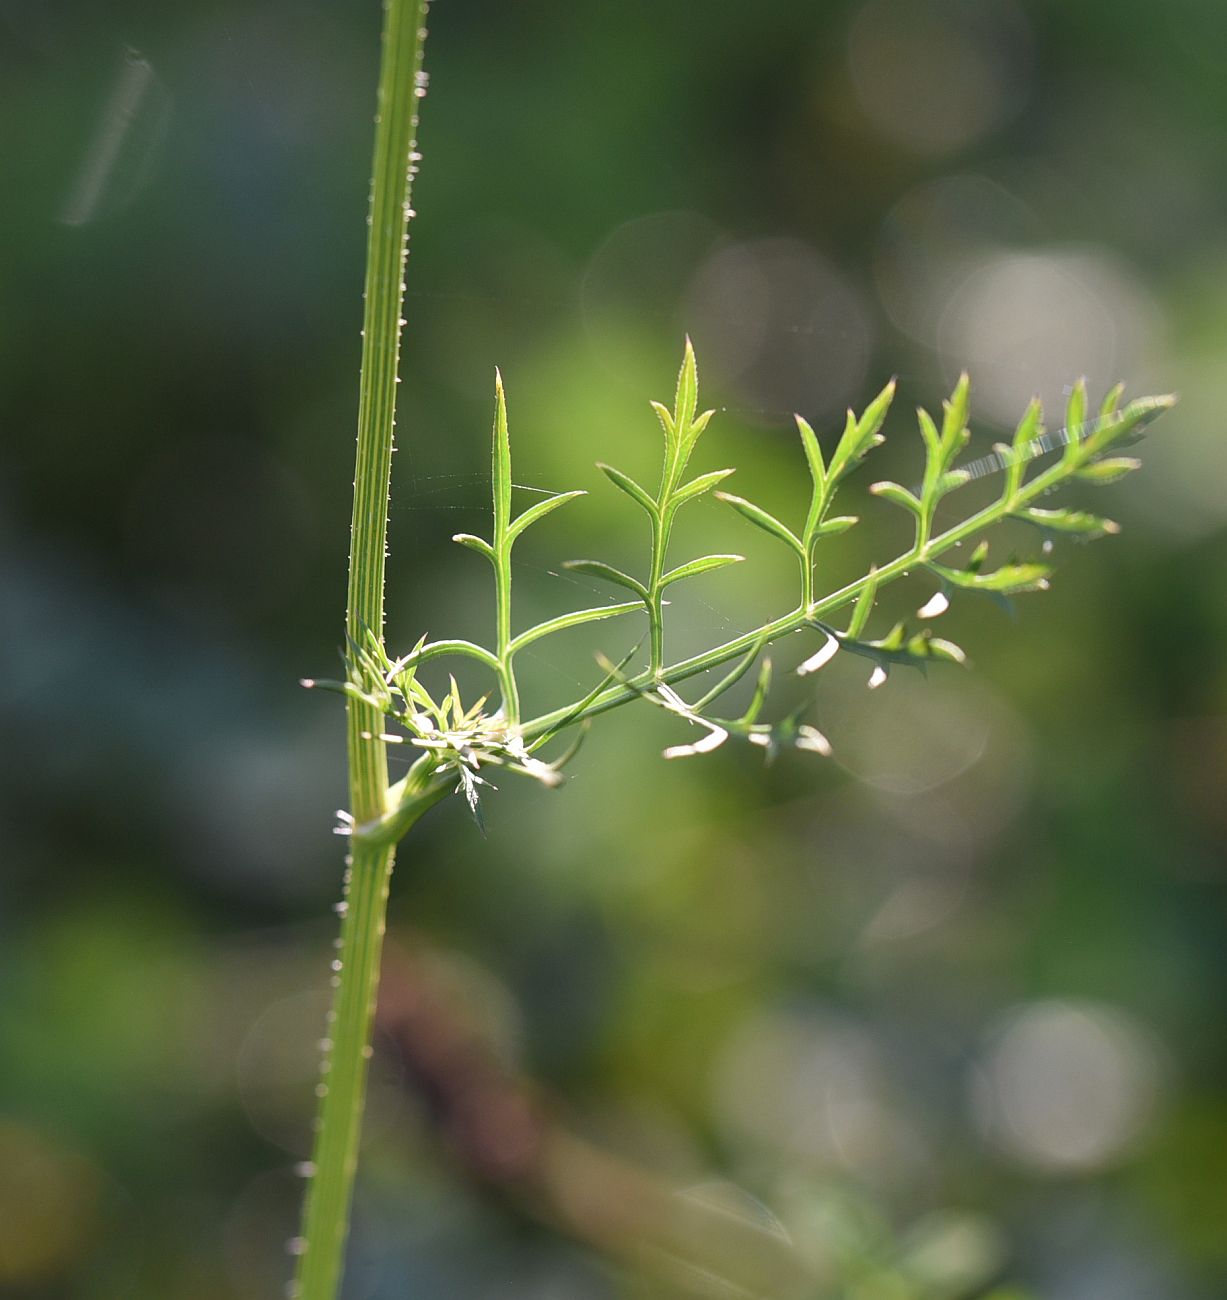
[716,491,805,556]
[599,462,658,516]
[659,553,745,588]
[673,337,699,439]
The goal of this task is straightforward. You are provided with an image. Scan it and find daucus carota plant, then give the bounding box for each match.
[291,2,1175,1296]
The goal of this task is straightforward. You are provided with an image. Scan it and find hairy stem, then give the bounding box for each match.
[294,2,429,1297]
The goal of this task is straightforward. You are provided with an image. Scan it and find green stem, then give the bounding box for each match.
[293,2,429,1297]
[646,508,670,675]
[800,548,814,609]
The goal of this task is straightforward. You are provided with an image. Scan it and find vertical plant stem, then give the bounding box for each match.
[293,2,429,1297]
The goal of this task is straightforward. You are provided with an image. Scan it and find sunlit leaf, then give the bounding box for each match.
[691,637,768,712]
[507,490,586,542]
[598,462,658,518]
[928,558,1052,594]
[1099,382,1125,420]
[650,399,675,444]
[1016,506,1119,537]
[813,515,858,538]
[1063,377,1088,460]
[684,406,715,450]
[674,335,698,440]
[659,553,745,588]
[673,466,736,506]
[508,601,642,655]
[847,568,879,639]
[740,656,772,725]
[908,629,966,664]
[562,559,648,601]
[869,480,923,516]
[492,369,512,539]
[918,406,941,461]
[715,491,805,556]
[828,378,895,483]
[1083,392,1176,457]
[1075,456,1142,484]
[796,414,826,493]
[939,372,971,466]
[1004,398,1042,498]
[797,414,827,545]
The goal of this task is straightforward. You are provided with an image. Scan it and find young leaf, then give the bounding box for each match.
[659,553,745,589]
[939,373,971,467]
[813,515,858,538]
[599,462,658,518]
[492,369,512,540]
[674,336,699,440]
[918,407,941,462]
[928,558,1052,594]
[1099,382,1125,420]
[507,490,586,542]
[386,636,502,676]
[936,468,972,496]
[673,466,736,506]
[527,639,647,752]
[1063,378,1088,460]
[740,656,772,725]
[876,621,908,653]
[907,629,967,665]
[796,415,826,494]
[691,637,768,712]
[715,491,805,556]
[650,400,675,445]
[796,414,829,547]
[1083,392,1176,457]
[869,480,923,516]
[1003,398,1042,499]
[828,378,896,483]
[684,407,715,450]
[1075,457,1142,485]
[508,601,642,655]
[846,568,880,639]
[1016,507,1119,537]
[452,534,497,569]
[562,559,649,601]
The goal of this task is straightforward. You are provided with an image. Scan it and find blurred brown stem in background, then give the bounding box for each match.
[377,941,812,1300]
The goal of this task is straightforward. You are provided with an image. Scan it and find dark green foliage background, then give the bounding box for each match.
[2,2,1226,1297]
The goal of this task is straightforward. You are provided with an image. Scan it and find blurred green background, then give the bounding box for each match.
[3,1,1227,1297]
